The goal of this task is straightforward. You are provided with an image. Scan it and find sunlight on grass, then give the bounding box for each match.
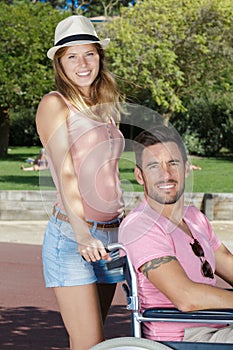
[0,148,232,192]
[119,152,233,193]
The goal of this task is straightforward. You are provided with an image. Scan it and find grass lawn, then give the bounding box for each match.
[119,152,233,193]
[0,147,232,192]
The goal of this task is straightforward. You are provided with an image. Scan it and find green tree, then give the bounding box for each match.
[169,0,233,155]
[103,0,187,117]
[101,0,233,153]
[26,0,136,16]
[1,0,233,155]
[0,2,67,156]
[172,92,233,156]
[103,0,233,114]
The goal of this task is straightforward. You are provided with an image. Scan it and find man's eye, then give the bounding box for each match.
[149,164,159,169]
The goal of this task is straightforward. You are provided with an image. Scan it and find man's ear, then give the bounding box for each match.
[134,166,144,185]
[185,161,191,179]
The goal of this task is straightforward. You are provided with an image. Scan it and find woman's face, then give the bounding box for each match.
[61,44,100,96]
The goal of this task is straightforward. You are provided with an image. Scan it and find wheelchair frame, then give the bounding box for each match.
[103,242,233,349]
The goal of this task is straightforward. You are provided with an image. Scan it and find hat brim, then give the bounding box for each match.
[47,38,110,60]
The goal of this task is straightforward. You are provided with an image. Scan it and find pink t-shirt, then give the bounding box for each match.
[47,91,125,221]
[119,199,222,341]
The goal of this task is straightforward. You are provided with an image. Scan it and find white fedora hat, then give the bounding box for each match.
[47,15,110,60]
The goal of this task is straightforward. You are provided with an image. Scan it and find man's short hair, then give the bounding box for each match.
[133,124,188,169]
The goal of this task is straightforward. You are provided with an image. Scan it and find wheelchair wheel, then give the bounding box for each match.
[89,337,172,350]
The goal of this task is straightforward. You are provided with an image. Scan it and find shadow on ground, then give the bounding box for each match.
[0,306,69,350]
[0,305,131,349]
[104,305,131,338]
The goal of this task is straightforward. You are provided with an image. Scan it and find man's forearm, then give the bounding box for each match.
[173,282,233,312]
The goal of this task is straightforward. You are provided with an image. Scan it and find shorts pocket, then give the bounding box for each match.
[59,221,77,242]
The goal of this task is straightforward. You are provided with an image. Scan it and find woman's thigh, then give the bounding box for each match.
[54,283,104,349]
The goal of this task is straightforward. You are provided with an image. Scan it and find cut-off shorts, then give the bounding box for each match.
[42,208,125,287]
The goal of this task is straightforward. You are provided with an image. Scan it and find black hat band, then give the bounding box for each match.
[55,34,100,46]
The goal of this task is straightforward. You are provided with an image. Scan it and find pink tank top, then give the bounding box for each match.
[48,91,125,221]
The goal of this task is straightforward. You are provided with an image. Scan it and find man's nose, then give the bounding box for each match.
[160,163,172,179]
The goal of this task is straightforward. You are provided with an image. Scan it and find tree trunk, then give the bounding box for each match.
[71,0,77,14]
[0,107,10,157]
[163,112,172,126]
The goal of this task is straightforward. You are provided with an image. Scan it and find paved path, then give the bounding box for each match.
[0,221,131,350]
[0,220,232,349]
[0,220,232,249]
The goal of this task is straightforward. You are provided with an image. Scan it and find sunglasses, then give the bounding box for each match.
[190,239,214,279]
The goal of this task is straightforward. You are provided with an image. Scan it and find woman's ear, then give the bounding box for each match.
[185,161,191,179]
[134,166,144,186]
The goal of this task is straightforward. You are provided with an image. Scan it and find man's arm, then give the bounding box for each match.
[140,256,233,312]
[214,243,233,287]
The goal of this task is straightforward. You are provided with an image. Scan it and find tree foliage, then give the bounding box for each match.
[104,0,233,111]
[25,0,137,16]
[102,0,233,154]
[103,0,185,115]
[0,2,66,155]
[1,0,233,156]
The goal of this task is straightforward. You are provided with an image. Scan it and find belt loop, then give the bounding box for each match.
[53,206,59,222]
[117,211,124,225]
[89,220,98,234]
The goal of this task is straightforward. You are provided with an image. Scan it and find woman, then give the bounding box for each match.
[36,15,125,350]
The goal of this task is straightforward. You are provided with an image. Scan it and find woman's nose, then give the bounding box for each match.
[78,56,87,67]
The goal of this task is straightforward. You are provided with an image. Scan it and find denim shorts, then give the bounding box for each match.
[42,210,125,287]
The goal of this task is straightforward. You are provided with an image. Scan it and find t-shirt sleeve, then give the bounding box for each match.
[119,215,175,272]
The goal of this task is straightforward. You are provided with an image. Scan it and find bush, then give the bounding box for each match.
[182,129,205,156]
[9,107,40,146]
[171,94,233,156]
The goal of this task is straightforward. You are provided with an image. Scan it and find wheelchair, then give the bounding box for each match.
[90,243,233,350]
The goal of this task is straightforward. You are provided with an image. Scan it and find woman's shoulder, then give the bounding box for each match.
[41,91,66,105]
[43,91,79,114]
[36,91,70,126]
[38,91,69,113]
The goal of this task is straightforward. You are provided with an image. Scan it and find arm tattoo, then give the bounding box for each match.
[141,256,177,279]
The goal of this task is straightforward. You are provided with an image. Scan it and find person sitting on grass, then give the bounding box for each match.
[119,124,233,343]
[21,148,48,171]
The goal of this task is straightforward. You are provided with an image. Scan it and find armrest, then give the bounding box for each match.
[143,307,233,322]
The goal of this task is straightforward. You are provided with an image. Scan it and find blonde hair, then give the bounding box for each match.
[53,44,123,122]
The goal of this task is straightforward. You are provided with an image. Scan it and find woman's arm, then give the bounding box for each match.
[36,94,110,262]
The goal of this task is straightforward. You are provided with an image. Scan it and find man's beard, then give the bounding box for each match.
[145,180,185,205]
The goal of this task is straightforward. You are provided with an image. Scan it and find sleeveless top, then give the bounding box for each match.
[47,91,125,222]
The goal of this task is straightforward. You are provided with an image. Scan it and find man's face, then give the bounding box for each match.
[135,142,188,205]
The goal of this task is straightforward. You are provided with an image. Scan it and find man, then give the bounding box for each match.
[119,124,233,342]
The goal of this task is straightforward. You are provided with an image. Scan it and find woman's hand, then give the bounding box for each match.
[78,236,111,262]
